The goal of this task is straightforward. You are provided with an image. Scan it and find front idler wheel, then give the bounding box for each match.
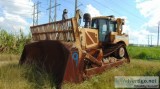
[116,47,125,59]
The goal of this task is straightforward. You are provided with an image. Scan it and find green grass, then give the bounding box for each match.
[0,55,53,89]
[0,45,160,89]
[63,59,160,89]
[0,54,19,61]
[127,46,160,60]
[0,54,160,89]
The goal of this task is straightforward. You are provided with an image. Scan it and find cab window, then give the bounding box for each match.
[91,19,98,28]
[99,19,107,34]
[109,21,116,32]
[99,19,108,41]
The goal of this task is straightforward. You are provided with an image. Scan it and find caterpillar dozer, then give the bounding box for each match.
[19,10,130,88]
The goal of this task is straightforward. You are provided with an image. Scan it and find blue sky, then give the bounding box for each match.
[37,0,145,29]
[0,0,160,45]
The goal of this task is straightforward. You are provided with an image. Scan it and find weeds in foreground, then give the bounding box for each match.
[0,59,160,89]
[0,62,56,89]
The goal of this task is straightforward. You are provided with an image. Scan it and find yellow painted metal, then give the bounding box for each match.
[80,28,99,49]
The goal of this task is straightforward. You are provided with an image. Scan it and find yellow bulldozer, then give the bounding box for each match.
[19,10,130,89]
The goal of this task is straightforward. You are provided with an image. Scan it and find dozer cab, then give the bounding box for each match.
[19,10,130,88]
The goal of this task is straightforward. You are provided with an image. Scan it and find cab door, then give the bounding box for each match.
[98,19,109,42]
[91,19,110,42]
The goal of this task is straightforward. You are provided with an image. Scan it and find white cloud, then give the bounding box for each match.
[85,4,101,17]
[5,12,28,25]
[124,22,156,45]
[135,0,160,45]
[122,16,152,45]
[136,0,160,27]
[0,17,4,22]
[0,0,33,33]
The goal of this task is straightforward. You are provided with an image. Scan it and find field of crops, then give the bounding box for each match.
[0,29,31,54]
[0,29,160,89]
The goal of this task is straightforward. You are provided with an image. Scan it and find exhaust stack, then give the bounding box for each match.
[83,13,91,28]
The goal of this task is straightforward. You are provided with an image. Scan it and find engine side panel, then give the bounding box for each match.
[110,32,129,46]
[80,28,99,49]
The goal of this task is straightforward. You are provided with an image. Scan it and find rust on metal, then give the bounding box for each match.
[85,59,125,76]
[19,40,71,89]
[30,18,75,42]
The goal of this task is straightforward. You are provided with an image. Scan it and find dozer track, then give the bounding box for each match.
[103,43,130,62]
[84,43,130,77]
